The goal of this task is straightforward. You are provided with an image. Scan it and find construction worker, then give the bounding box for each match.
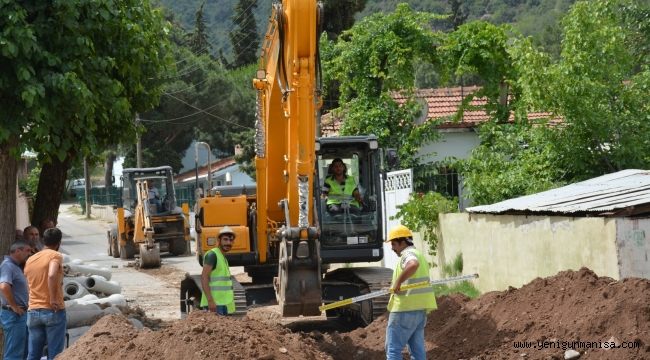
[0,241,31,360]
[24,227,66,360]
[323,158,363,214]
[200,226,235,315]
[385,224,437,360]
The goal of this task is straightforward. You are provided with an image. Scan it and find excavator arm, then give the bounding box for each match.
[253,0,323,316]
[134,180,160,268]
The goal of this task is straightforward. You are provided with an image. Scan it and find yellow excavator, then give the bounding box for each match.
[181,0,393,324]
[108,166,191,268]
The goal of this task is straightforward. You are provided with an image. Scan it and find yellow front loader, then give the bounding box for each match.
[108,166,190,268]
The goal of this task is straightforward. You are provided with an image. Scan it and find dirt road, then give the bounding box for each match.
[58,204,213,320]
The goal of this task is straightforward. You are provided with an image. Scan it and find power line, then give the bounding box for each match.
[139,102,221,123]
[162,91,253,130]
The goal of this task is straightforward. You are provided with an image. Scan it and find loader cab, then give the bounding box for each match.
[121,166,179,215]
[316,136,384,264]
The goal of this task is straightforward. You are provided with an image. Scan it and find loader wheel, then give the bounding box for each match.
[170,238,188,256]
[120,240,136,260]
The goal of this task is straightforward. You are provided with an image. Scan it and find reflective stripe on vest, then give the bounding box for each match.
[387,248,437,313]
[325,176,359,207]
[200,248,235,314]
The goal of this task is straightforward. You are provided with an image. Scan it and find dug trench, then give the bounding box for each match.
[59,268,650,360]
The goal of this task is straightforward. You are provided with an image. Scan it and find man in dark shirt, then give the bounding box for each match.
[0,241,31,360]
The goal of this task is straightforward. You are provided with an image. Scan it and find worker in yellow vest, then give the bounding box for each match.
[200,226,236,315]
[385,224,437,360]
[323,158,364,214]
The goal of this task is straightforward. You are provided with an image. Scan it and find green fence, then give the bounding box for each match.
[76,183,198,209]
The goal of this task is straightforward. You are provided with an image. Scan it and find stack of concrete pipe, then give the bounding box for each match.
[62,259,131,330]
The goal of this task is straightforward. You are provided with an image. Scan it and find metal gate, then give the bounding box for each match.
[381,169,413,269]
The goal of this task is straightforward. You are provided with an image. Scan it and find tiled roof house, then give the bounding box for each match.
[321,86,558,136]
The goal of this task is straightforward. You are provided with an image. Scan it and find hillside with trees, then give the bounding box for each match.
[155,0,576,60]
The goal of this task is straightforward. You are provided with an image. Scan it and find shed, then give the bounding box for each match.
[438,169,650,292]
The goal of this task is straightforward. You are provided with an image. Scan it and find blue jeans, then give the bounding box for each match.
[27,309,67,360]
[202,305,229,315]
[1,308,28,360]
[385,310,427,360]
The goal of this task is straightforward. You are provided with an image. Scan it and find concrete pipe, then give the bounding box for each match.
[67,326,91,346]
[64,264,112,281]
[66,309,104,328]
[103,306,122,315]
[83,294,127,307]
[65,294,99,307]
[64,276,89,287]
[66,303,101,312]
[85,275,121,295]
[64,281,89,300]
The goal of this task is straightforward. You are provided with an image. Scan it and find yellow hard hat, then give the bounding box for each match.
[386,224,413,242]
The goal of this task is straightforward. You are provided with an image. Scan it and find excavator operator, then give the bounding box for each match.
[322,158,364,214]
[200,226,236,315]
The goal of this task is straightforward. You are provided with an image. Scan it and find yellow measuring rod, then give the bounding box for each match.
[319,273,479,312]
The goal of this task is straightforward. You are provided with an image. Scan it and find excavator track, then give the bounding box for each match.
[231,278,249,316]
[322,267,393,326]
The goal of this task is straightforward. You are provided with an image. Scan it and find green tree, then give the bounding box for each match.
[187,2,212,56]
[459,0,650,205]
[229,0,259,68]
[322,0,368,39]
[324,4,444,166]
[448,0,468,30]
[515,0,650,180]
[460,120,563,205]
[0,0,171,249]
[439,21,518,122]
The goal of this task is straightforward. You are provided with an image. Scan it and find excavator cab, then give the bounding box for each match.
[316,136,384,264]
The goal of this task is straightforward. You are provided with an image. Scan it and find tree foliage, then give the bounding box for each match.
[394,191,458,258]
[229,0,259,68]
[322,0,368,39]
[187,3,211,56]
[323,4,444,166]
[0,0,171,238]
[459,0,650,205]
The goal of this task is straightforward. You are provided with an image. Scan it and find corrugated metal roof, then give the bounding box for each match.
[467,169,650,216]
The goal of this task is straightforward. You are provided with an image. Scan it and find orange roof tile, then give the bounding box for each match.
[320,86,559,135]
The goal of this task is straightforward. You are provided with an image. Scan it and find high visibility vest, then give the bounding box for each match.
[199,248,235,314]
[325,176,360,207]
[387,247,437,313]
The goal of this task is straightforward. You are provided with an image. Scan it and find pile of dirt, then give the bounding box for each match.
[59,311,332,360]
[337,267,650,359]
[60,268,650,360]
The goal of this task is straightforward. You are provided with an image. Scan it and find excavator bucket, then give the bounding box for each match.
[275,240,322,316]
[139,243,161,268]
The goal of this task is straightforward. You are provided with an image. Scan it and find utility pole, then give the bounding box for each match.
[194,142,199,192]
[196,142,211,191]
[136,113,142,167]
[84,157,91,219]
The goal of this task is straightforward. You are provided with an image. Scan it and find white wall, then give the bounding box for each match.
[417,129,480,163]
